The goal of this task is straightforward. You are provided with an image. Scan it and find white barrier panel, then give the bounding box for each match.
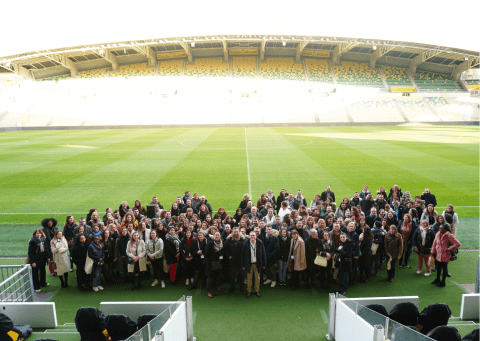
[100,301,179,322]
[340,296,419,312]
[159,302,187,341]
[0,302,57,328]
[460,294,480,319]
[335,300,374,341]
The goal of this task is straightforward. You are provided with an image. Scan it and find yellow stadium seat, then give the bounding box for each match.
[232,57,257,78]
[332,62,383,88]
[184,58,229,77]
[109,63,155,77]
[259,58,305,81]
[79,69,107,79]
[158,60,184,76]
[305,59,333,83]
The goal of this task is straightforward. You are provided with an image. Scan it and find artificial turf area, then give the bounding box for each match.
[2,251,478,341]
[0,125,478,340]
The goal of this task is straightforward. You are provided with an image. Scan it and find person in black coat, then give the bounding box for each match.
[241,231,267,298]
[28,229,51,292]
[320,186,335,203]
[41,218,58,275]
[409,219,436,275]
[75,307,108,341]
[87,235,105,291]
[188,231,207,290]
[72,233,90,291]
[276,189,287,214]
[318,230,334,290]
[358,227,373,283]
[180,230,195,286]
[305,229,320,288]
[421,189,437,207]
[361,195,374,216]
[336,233,354,296]
[263,226,280,287]
[371,221,386,277]
[205,231,226,298]
[346,222,360,286]
[225,228,246,293]
[115,228,130,283]
[277,229,290,286]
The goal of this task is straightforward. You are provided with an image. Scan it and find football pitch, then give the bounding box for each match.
[0,125,478,255]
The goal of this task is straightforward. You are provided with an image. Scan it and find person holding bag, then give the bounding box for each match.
[88,235,105,292]
[318,230,333,290]
[358,227,373,283]
[409,219,435,276]
[146,229,164,288]
[287,229,307,291]
[72,233,90,291]
[28,229,51,293]
[164,227,181,285]
[430,224,461,287]
[63,215,78,272]
[205,231,225,298]
[305,229,320,289]
[384,225,403,282]
[50,230,70,288]
[126,231,146,291]
[188,231,207,290]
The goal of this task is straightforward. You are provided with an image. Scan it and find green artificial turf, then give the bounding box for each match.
[3,251,478,341]
[0,126,478,255]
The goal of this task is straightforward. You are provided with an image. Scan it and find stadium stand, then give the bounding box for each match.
[423,96,466,120]
[79,69,108,78]
[413,72,464,92]
[345,98,405,122]
[395,98,440,122]
[39,75,70,81]
[158,60,184,77]
[465,79,480,90]
[184,58,229,77]
[332,62,384,88]
[259,58,305,81]
[382,67,413,87]
[109,63,155,77]
[305,59,334,83]
[232,57,257,78]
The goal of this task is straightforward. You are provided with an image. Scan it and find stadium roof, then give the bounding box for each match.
[1,1,478,79]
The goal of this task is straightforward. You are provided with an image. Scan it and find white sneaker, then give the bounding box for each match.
[161,281,166,288]
[271,281,276,288]
[152,280,158,287]
[264,279,272,285]
[186,279,190,285]
[244,279,247,284]
[97,286,104,291]
[424,272,431,276]
[92,287,99,292]
[35,289,41,293]
[416,270,422,275]
[45,283,50,287]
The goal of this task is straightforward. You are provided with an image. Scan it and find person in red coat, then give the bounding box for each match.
[430,224,461,287]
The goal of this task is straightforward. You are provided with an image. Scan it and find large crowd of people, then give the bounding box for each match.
[27,185,461,297]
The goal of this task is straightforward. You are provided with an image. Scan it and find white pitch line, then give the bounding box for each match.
[320,309,329,324]
[245,128,252,197]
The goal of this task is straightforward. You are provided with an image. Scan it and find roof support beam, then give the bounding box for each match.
[131,45,156,66]
[180,42,193,62]
[295,41,309,63]
[47,55,78,77]
[222,40,228,61]
[331,43,358,65]
[103,50,118,71]
[409,50,442,75]
[1,63,34,80]
[369,46,396,69]
[452,57,479,81]
[260,40,266,61]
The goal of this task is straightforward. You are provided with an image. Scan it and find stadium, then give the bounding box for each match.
[0,2,479,340]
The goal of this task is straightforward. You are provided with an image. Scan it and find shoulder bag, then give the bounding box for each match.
[314,255,328,267]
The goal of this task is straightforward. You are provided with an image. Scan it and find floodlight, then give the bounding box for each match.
[373,46,377,50]
[282,41,286,46]
[5,61,11,67]
[191,42,195,48]
[99,49,104,55]
[124,48,127,54]
[464,56,468,61]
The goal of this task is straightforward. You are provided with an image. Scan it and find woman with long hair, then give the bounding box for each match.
[121,213,138,229]
[101,229,115,284]
[63,215,77,272]
[430,224,461,287]
[88,211,101,228]
[50,230,70,288]
[358,227,373,283]
[88,235,105,292]
[257,194,268,211]
[409,219,435,276]
[164,226,181,285]
[318,230,333,290]
[72,233,89,291]
[385,211,398,228]
[126,231,146,291]
[170,202,180,217]
[205,231,225,297]
[146,229,165,288]
[233,208,243,226]
[188,230,207,290]
[134,200,147,216]
[421,204,438,226]
[442,204,459,236]
[398,214,416,268]
[115,227,130,283]
[28,229,51,292]
[180,230,196,286]
[204,214,213,226]
[239,193,250,210]
[385,225,403,282]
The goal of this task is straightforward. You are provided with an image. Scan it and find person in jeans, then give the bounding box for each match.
[277,228,290,286]
[146,230,164,287]
[28,229,51,293]
[242,231,266,298]
[430,224,461,287]
[384,225,403,282]
[88,235,105,292]
[263,226,279,287]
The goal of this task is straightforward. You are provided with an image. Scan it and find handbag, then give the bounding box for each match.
[84,254,94,275]
[314,255,328,267]
[371,243,379,255]
[96,260,105,267]
[287,259,294,272]
[450,249,458,261]
[127,257,135,265]
[211,260,223,270]
[387,257,393,271]
[49,261,57,274]
[428,255,436,268]
[25,256,30,265]
[163,258,170,273]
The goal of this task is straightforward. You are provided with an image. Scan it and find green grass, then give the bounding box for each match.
[4,251,477,341]
[0,126,478,253]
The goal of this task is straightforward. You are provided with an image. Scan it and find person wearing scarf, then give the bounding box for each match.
[409,219,436,276]
[442,204,459,236]
[28,229,51,292]
[50,230,70,288]
[205,231,225,298]
[88,235,105,292]
[72,233,90,291]
[165,227,181,285]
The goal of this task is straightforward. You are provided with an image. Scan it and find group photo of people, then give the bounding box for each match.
[27,185,461,298]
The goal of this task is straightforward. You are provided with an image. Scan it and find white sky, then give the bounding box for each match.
[1,0,479,58]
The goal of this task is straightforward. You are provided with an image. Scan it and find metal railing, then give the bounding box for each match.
[0,265,35,302]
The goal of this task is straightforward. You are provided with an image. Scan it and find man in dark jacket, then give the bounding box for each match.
[321,186,335,203]
[181,199,199,215]
[275,189,287,214]
[366,208,380,228]
[263,226,280,287]
[241,231,267,298]
[225,228,245,293]
[374,194,387,212]
[421,189,437,207]
[346,222,360,286]
[293,190,307,210]
[198,196,212,213]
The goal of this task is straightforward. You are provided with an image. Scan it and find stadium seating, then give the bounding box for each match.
[158,60,184,76]
[184,58,229,77]
[232,57,257,78]
[109,63,155,77]
[413,72,462,92]
[396,98,439,122]
[345,98,404,122]
[465,79,480,90]
[382,67,413,87]
[39,75,70,81]
[259,58,305,81]
[332,62,384,88]
[305,59,333,83]
[79,69,107,78]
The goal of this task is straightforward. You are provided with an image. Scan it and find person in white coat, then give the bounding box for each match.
[50,230,70,288]
[126,231,146,291]
[442,204,459,236]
